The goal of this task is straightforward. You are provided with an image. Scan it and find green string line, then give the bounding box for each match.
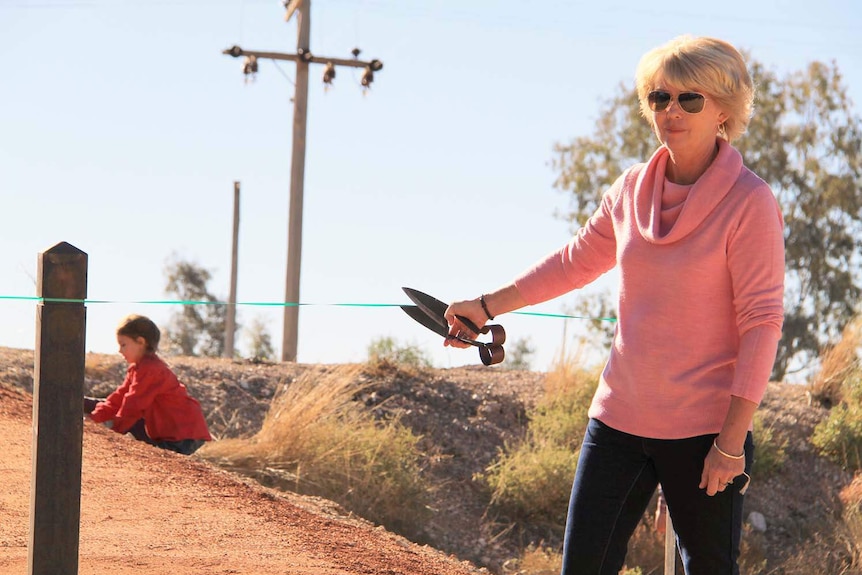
[512,311,618,323]
[0,294,617,322]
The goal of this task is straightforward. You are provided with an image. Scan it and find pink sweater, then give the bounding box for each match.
[515,139,784,439]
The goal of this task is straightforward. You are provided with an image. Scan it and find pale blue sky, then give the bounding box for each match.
[1,0,860,371]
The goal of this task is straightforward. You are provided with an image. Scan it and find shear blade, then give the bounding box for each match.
[400,305,449,338]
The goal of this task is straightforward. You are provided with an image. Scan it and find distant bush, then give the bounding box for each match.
[504,337,536,371]
[812,399,862,471]
[752,414,788,477]
[366,336,432,369]
[199,365,431,539]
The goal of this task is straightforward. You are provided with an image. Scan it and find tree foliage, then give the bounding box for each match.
[505,337,536,371]
[739,61,862,379]
[244,316,275,362]
[550,59,862,381]
[366,336,433,368]
[163,256,229,357]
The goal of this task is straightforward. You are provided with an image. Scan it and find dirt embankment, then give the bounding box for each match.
[0,346,853,574]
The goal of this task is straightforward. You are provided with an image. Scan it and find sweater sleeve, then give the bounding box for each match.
[89,376,130,424]
[515,175,622,304]
[728,179,785,403]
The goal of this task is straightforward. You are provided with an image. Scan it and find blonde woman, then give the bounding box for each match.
[445,36,784,574]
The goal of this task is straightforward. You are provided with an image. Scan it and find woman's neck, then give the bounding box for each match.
[665,142,719,185]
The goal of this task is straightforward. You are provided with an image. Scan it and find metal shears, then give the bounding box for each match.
[400,287,506,366]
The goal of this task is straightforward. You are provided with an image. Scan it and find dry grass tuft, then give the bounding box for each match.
[809,317,862,408]
[84,352,125,381]
[842,473,862,508]
[503,544,560,574]
[199,364,431,538]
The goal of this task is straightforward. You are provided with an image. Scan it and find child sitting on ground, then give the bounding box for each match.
[84,314,212,455]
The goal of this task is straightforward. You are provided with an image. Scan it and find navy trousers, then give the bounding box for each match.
[560,418,753,575]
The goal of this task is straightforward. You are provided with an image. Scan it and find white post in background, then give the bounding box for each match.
[664,514,676,575]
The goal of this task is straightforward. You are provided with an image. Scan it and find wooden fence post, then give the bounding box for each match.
[28,241,88,575]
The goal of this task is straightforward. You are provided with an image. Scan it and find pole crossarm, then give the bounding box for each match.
[222,45,383,71]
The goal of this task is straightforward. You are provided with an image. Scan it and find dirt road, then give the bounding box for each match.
[0,383,485,575]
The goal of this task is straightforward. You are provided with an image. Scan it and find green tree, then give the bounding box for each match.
[550,60,862,381]
[564,290,617,364]
[366,336,432,368]
[245,316,275,362]
[505,337,535,370]
[163,256,229,357]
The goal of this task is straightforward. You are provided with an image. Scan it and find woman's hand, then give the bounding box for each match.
[443,299,487,348]
[701,396,756,496]
[442,286,526,349]
[700,439,746,496]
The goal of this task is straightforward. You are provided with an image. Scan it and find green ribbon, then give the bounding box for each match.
[0,294,617,322]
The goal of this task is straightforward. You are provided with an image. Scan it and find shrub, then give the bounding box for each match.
[812,359,862,471]
[476,353,598,529]
[812,400,862,471]
[479,436,576,528]
[809,316,862,471]
[366,336,432,368]
[504,337,536,371]
[752,414,788,477]
[529,362,596,451]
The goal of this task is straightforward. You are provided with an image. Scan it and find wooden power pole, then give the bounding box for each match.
[223,0,383,362]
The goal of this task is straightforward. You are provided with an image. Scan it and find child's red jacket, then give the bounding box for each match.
[90,353,212,442]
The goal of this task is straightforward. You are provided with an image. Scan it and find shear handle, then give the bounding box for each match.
[450,322,506,348]
[454,314,487,336]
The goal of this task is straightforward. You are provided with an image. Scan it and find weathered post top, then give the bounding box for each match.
[37,241,88,300]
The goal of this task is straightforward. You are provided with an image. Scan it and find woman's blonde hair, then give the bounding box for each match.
[635,35,754,142]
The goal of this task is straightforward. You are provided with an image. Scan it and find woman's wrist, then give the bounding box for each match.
[479,294,494,321]
[713,438,744,460]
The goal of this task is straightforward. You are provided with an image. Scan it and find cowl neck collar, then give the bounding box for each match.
[634,138,743,243]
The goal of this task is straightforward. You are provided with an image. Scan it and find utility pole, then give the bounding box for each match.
[223,0,383,362]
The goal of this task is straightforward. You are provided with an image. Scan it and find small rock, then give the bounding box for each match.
[748,511,767,532]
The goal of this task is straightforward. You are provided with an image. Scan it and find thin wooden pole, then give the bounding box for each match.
[28,241,88,575]
[664,512,676,575]
[224,181,240,358]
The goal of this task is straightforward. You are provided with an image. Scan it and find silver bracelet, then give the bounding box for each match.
[713,439,744,460]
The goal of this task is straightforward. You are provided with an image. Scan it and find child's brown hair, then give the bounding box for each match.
[116,314,161,353]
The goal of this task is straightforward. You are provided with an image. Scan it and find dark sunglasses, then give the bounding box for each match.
[647,90,707,114]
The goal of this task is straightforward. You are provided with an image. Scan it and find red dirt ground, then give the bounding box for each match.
[0,383,486,575]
